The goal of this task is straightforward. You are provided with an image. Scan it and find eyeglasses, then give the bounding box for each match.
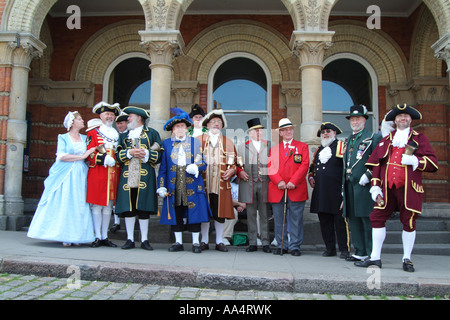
[321,129,333,134]
[210,119,223,125]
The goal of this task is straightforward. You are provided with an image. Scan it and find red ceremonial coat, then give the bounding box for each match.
[86,128,120,206]
[366,129,438,214]
[268,139,309,203]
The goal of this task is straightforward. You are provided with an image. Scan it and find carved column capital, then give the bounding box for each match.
[290,31,334,67]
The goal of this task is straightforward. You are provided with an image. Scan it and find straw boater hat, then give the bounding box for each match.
[316,122,342,137]
[202,108,228,129]
[163,108,193,131]
[385,104,422,122]
[246,118,264,132]
[346,105,369,119]
[92,101,121,116]
[86,118,103,132]
[122,106,150,120]
[115,111,129,123]
[277,118,296,130]
[189,104,206,118]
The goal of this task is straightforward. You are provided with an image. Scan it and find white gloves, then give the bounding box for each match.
[401,154,418,171]
[369,186,383,202]
[104,155,116,167]
[380,119,395,137]
[157,187,168,198]
[359,174,370,186]
[186,164,199,178]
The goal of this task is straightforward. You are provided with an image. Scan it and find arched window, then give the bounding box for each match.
[322,56,378,137]
[209,55,271,140]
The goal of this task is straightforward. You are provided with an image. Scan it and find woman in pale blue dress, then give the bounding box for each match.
[27,111,96,246]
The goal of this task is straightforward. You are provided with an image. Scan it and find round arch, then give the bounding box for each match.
[102,52,150,103]
[70,20,146,84]
[323,53,379,131]
[207,52,273,113]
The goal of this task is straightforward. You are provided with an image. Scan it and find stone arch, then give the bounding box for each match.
[411,5,443,77]
[280,0,337,32]
[181,20,294,84]
[70,20,147,84]
[326,21,408,86]
[423,0,450,37]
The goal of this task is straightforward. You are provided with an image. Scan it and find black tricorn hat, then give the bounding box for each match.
[189,104,205,118]
[246,118,264,131]
[385,104,422,122]
[317,122,343,137]
[346,104,369,119]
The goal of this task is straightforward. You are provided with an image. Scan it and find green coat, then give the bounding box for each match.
[114,126,164,214]
[342,129,381,218]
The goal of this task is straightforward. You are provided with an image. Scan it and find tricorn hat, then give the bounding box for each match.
[115,111,128,122]
[247,118,264,131]
[92,101,121,116]
[86,118,102,132]
[316,122,342,137]
[385,104,422,122]
[164,108,193,131]
[202,108,228,129]
[346,105,369,119]
[189,104,205,118]
[122,106,150,120]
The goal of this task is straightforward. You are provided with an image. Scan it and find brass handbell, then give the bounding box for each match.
[150,142,161,151]
[96,144,107,154]
[404,142,417,156]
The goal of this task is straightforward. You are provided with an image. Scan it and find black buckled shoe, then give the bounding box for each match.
[168,243,184,252]
[402,259,415,272]
[215,243,228,252]
[192,244,202,253]
[90,238,102,248]
[101,239,117,247]
[109,224,121,233]
[322,250,336,257]
[141,240,153,251]
[273,248,288,255]
[354,258,382,268]
[262,245,272,253]
[200,242,209,251]
[246,245,257,252]
[121,239,135,249]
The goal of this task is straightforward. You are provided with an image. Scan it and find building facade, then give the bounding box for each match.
[0,0,448,230]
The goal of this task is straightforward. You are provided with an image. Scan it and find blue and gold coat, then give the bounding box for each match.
[158,135,212,225]
[115,126,163,215]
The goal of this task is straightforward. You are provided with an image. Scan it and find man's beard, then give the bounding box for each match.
[321,136,335,147]
[103,120,114,128]
[127,117,139,130]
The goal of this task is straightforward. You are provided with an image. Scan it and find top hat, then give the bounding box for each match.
[346,105,369,119]
[246,118,264,131]
[202,109,228,129]
[122,106,150,120]
[164,108,193,131]
[277,118,296,130]
[189,104,206,118]
[92,101,121,116]
[385,104,422,122]
[316,122,343,137]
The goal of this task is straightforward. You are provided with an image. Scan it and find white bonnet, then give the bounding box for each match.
[63,111,79,131]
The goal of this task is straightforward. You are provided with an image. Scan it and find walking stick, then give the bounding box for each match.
[280,189,287,256]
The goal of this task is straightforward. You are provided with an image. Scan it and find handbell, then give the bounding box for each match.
[404,142,417,156]
[96,144,107,154]
[226,154,235,169]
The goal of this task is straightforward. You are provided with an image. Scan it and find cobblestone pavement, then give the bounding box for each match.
[0,273,445,301]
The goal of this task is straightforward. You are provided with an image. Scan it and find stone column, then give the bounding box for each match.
[140,31,183,138]
[0,33,45,227]
[290,32,334,145]
[432,33,450,78]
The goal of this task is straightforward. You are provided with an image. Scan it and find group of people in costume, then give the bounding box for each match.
[27,101,438,272]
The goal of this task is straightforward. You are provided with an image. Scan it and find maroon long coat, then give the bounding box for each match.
[366,129,438,214]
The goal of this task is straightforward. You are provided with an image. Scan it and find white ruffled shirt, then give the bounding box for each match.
[126,125,149,162]
[392,127,410,148]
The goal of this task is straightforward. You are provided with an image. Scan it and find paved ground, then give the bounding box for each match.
[0,230,449,304]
